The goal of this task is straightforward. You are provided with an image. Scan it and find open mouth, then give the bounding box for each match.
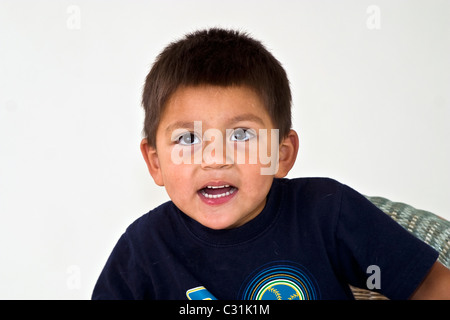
[198,184,238,199]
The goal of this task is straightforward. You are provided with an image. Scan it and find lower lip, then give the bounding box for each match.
[197,188,238,205]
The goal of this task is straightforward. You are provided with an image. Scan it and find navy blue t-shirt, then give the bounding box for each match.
[92,178,438,300]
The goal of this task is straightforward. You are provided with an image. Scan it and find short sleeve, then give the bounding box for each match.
[335,184,439,299]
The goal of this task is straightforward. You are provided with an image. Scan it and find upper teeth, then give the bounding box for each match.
[201,185,235,199]
[206,185,230,189]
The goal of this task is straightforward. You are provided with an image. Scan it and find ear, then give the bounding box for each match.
[140,138,164,186]
[275,129,299,178]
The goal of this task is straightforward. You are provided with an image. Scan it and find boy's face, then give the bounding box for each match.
[141,85,297,230]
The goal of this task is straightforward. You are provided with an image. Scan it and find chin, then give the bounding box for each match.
[200,215,240,230]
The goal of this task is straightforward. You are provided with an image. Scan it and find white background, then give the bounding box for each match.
[0,0,449,299]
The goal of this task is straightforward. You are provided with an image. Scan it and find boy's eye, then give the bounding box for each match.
[230,128,255,141]
[177,132,201,145]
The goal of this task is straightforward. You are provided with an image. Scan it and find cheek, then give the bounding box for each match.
[161,163,194,193]
[231,134,279,167]
[228,140,260,165]
[240,167,273,195]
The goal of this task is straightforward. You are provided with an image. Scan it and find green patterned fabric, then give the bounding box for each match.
[366,196,450,268]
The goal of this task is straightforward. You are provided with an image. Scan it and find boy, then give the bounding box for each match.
[92,28,450,299]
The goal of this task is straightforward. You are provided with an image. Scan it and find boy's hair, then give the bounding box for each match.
[142,28,292,147]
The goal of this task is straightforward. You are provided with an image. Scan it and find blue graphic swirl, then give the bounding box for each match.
[239,261,320,300]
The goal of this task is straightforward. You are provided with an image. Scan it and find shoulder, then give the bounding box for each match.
[116,200,181,259]
[272,177,347,226]
[126,200,179,239]
[274,177,345,200]
[92,202,178,300]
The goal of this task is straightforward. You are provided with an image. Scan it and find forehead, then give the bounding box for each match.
[160,85,272,127]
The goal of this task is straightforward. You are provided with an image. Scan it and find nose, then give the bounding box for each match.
[200,129,233,169]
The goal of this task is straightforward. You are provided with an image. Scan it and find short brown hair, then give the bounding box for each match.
[141,28,292,147]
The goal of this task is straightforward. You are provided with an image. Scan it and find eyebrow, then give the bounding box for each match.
[227,113,265,127]
[164,113,266,134]
[165,121,196,135]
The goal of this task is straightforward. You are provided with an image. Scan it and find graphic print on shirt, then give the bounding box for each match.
[186,286,217,300]
[238,261,321,300]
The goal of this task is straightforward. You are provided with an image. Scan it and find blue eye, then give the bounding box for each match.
[230,128,255,141]
[177,132,201,145]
